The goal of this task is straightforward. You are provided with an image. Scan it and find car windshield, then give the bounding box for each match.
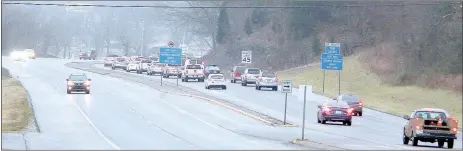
[210,75,224,79]
[262,73,276,77]
[187,65,202,69]
[235,67,246,73]
[414,111,447,119]
[247,69,260,74]
[69,75,88,81]
[324,100,349,108]
[207,66,220,70]
[341,95,360,103]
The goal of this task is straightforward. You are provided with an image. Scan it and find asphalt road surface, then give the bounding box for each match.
[2,58,309,150]
[2,58,461,150]
[88,61,462,150]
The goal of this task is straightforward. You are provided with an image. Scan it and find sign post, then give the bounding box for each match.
[281,80,292,125]
[321,43,343,95]
[241,51,252,67]
[159,45,182,87]
[302,85,307,140]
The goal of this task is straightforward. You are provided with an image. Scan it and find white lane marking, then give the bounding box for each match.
[71,99,121,150]
[158,98,221,130]
[157,97,267,148]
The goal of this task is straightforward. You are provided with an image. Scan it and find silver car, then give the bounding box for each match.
[255,72,278,91]
[241,68,261,86]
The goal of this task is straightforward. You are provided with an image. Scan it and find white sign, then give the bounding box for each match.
[281,80,292,93]
[241,51,252,64]
[298,85,313,101]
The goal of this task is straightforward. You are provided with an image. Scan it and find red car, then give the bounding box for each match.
[317,99,353,126]
[230,66,246,83]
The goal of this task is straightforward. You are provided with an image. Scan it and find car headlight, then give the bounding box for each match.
[67,81,74,85]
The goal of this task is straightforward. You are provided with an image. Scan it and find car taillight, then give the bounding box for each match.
[347,108,353,114]
[323,107,331,112]
[358,101,363,106]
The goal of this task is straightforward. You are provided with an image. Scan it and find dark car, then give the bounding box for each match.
[317,99,353,126]
[203,65,221,77]
[66,74,91,94]
[338,94,364,116]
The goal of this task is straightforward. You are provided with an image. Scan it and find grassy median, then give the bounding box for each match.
[277,55,462,128]
[2,76,33,132]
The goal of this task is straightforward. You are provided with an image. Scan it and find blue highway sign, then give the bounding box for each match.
[324,43,341,54]
[159,48,182,65]
[321,53,343,70]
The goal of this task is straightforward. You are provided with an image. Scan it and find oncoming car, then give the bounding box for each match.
[205,74,227,90]
[403,108,458,149]
[66,74,91,94]
[24,49,36,59]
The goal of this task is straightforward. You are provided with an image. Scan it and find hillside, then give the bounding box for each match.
[204,1,462,92]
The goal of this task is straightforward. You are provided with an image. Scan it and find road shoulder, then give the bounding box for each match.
[1,67,39,150]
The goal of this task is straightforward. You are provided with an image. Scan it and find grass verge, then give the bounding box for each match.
[277,55,462,128]
[2,76,33,132]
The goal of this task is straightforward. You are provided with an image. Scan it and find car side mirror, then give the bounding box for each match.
[66,79,69,81]
[88,79,92,81]
[317,105,322,108]
[403,115,410,120]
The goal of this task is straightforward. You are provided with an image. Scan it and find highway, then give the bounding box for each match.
[2,58,307,150]
[2,57,461,150]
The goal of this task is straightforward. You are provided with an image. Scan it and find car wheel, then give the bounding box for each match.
[206,86,210,89]
[67,90,71,94]
[222,86,226,90]
[321,120,326,124]
[346,121,352,126]
[85,90,90,94]
[447,139,454,149]
[257,86,261,90]
[317,117,321,123]
[437,140,445,148]
[112,67,115,70]
[358,112,363,116]
[403,132,410,145]
[412,134,419,146]
[243,82,247,86]
[273,87,278,91]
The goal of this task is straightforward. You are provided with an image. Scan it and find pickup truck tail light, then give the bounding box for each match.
[415,126,423,130]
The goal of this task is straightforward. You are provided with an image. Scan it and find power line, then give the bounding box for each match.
[2,2,462,8]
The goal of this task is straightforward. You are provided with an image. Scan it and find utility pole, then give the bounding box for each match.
[140,19,145,57]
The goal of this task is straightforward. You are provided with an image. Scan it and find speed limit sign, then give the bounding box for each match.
[241,51,252,64]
